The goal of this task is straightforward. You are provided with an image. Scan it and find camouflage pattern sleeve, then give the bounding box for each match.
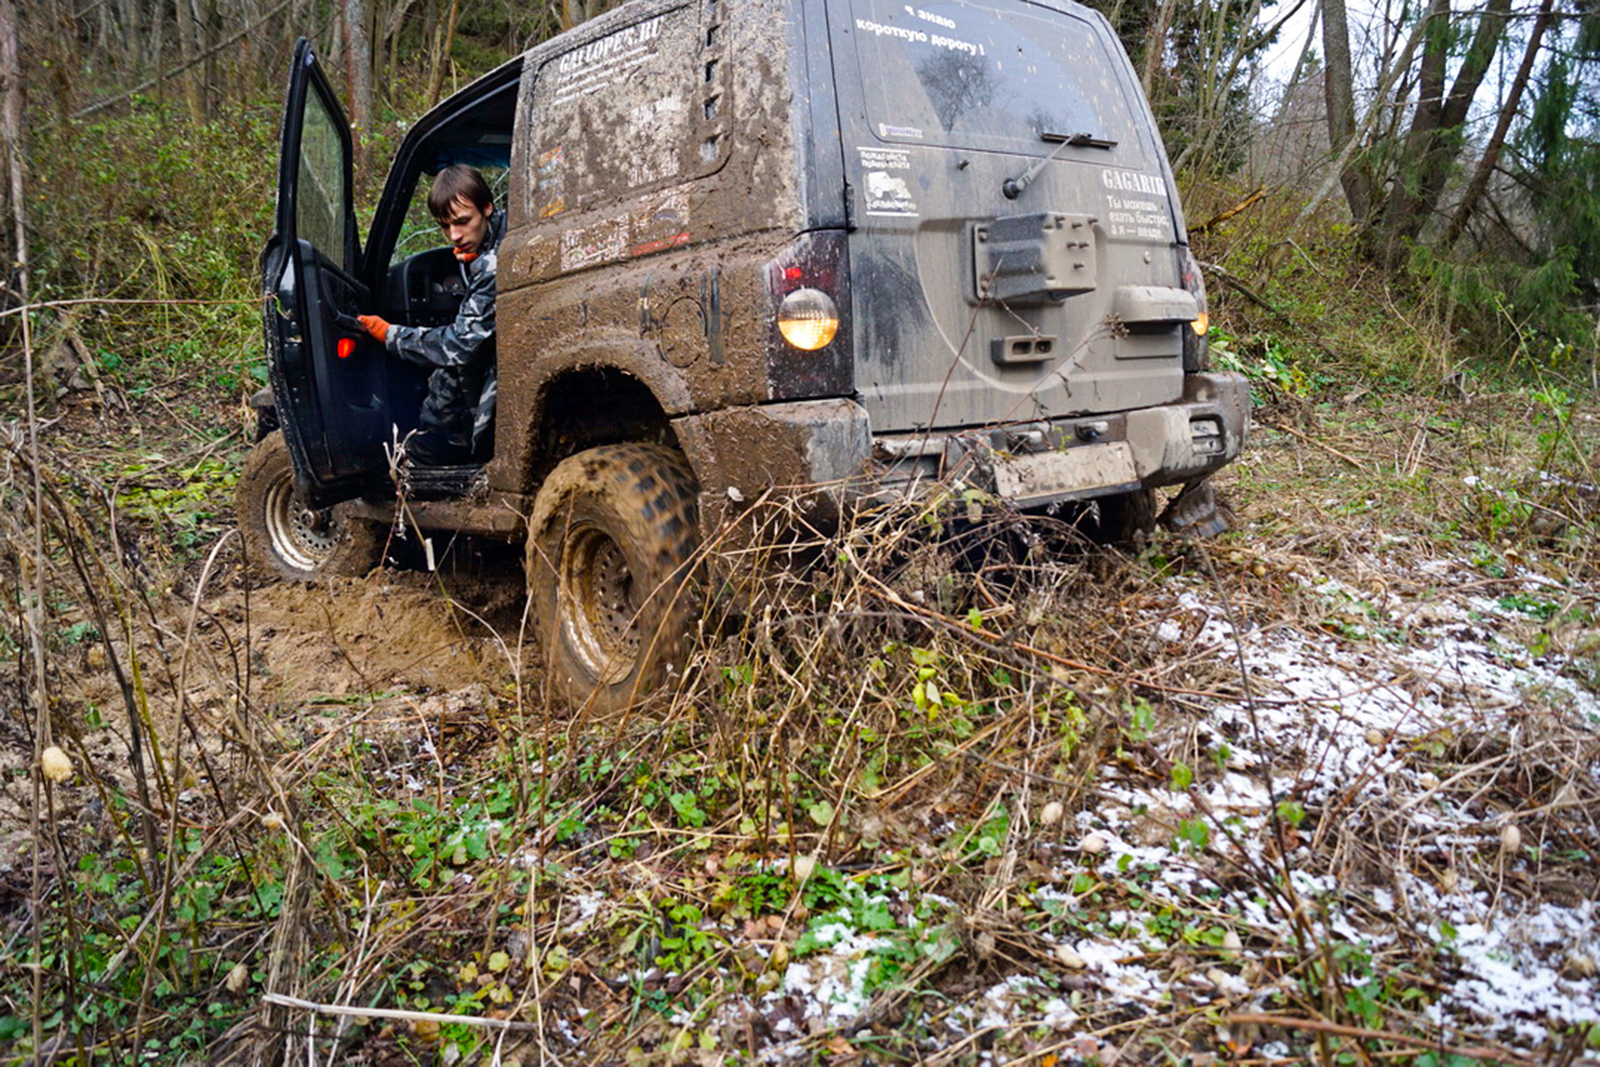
[384,244,499,370]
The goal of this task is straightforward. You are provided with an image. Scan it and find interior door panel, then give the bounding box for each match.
[265,39,393,508]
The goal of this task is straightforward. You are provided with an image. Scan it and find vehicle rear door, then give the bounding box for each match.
[826,0,1194,433]
[263,38,391,508]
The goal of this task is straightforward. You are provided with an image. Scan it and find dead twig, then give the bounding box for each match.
[1261,418,1375,472]
[1227,1013,1544,1066]
[261,992,542,1032]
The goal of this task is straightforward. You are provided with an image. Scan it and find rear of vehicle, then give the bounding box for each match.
[768,0,1247,524]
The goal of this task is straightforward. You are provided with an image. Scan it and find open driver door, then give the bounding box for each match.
[262,38,392,508]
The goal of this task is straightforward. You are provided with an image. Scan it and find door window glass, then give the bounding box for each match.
[297,88,349,264]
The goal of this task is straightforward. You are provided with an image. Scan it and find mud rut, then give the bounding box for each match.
[223,566,526,702]
[0,560,526,860]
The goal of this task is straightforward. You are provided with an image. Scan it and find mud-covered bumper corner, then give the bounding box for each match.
[672,372,1249,535]
[1124,371,1250,487]
[672,398,874,536]
[870,371,1250,504]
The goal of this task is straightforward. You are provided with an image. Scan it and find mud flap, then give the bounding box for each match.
[1159,477,1229,538]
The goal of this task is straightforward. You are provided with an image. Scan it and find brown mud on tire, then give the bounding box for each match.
[527,443,699,714]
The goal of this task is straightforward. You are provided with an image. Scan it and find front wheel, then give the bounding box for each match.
[236,431,383,581]
[527,443,700,713]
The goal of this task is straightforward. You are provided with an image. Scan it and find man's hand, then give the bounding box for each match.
[357,314,390,344]
[453,248,478,264]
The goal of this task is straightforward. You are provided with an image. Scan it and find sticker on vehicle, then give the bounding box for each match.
[551,16,663,105]
[630,189,691,257]
[537,145,566,218]
[1101,171,1172,240]
[1100,169,1168,197]
[859,146,918,216]
[878,122,924,140]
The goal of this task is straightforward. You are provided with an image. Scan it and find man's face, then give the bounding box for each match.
[438,196,493,258]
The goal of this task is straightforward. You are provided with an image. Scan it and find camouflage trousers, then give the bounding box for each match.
[413,364,495,464]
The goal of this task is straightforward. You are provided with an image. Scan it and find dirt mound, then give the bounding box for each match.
[226,568,526,702]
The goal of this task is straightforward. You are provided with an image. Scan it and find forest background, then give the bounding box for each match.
[0,0,1598,1062]
[2,0,1597,393]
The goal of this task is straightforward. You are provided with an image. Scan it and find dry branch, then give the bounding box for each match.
[261,992,543,1031]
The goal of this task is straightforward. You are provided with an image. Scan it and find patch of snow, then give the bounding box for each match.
[1070,937,1165,1004]
[565,890,605,933]
[776,931,877,1022]
[1126,558,1600,1046]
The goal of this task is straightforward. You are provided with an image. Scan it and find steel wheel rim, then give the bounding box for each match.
[262,471,339,573]
[558,525,640,684]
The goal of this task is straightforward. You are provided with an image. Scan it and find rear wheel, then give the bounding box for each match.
[1087,488,1156,545]
[527,443,699,713]
[237,431,383,581]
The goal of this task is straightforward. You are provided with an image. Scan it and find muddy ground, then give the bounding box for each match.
[3,387,1597,1065]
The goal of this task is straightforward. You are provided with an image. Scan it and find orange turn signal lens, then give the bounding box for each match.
[777,288,839,351]
[1190,310,1209,336]
[337,336,356,359]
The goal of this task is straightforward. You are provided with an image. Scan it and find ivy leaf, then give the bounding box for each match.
[1170,760,1193,792]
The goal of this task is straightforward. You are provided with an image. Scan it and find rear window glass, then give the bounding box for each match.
[847,0,1144,161]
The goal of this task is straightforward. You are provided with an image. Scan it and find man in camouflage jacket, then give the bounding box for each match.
[359,165,502,466]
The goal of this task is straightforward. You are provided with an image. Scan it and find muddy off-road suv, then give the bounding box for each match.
[238,0,1250,708]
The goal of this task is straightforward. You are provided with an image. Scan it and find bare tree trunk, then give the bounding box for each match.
[1375,0,1511,257]
[1442,0,1553,248]
[324,0,343,74]
[240,0,262,92]
[75,0,293,118]
[279,0,307,77]
[1185,0,1268,173]
[1284,1,1320,91]
[343,0,372,137]
[1290,1,1435,239]
[1320,0,1373,222]
[426,0,460,107]
[376,0,421,111]
[117,0,142,71]
[176,0,205,120]
[0,0,21,311]
[1140,0,1178,96]
[0,21,55,1067]
[198,0,217,114]
[149,0,166,104]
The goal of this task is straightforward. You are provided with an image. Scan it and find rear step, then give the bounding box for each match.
[400,463,486,500]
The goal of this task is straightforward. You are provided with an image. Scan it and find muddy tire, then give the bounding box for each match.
[1088,488,1157,545]
[527,443,700,713]
[237,431,383,582]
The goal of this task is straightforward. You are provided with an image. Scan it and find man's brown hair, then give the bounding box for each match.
[428,165,493,221]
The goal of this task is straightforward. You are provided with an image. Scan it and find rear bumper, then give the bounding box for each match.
[672,372,1250,531]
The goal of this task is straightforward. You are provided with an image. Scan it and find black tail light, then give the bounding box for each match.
[765,230,853,400]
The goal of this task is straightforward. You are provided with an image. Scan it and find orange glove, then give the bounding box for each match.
[357,314,390,344]
[453,248,478,264]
